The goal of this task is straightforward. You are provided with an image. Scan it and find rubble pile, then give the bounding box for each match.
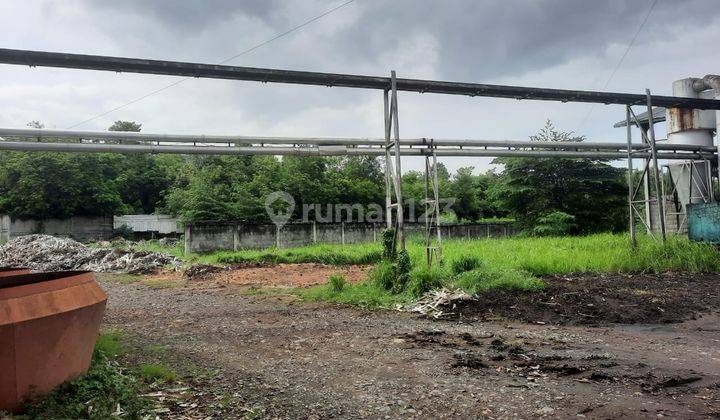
[397,288,474,319]
[0,234,179,274]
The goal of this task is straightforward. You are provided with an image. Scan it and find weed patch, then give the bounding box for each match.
[137,364,177,383]
[328,274,347,293]
[20,332,149,419]
[450,255,482,274]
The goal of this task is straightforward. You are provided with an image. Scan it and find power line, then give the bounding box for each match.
[575,0,658,133]
[67,0,356,129]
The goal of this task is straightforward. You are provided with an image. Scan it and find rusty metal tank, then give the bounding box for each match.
[0,271,107,412]
[0,267,30,278]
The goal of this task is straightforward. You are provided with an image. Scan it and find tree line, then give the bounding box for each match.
[0,120,628,235]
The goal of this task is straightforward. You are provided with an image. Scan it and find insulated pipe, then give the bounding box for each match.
[0,127,714,152]
[2,48,720,109]
[0,127,390,146]
[0,139,713,160]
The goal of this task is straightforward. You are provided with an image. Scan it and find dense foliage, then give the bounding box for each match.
[491,121,627,234]
[0,120,629,234]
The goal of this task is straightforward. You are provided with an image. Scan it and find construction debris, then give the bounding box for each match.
[397,288,474,319]
[0,234,179,274]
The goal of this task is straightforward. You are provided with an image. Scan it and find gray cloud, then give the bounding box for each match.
[87,0,282,30]
[1,0,719,173]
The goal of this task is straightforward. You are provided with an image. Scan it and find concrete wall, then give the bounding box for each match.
[114,214,182,234]
[0,214,113,242]
[184,221,516,254]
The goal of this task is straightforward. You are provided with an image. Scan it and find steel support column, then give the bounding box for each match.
[646,90,666,242]
[625,106,636,249]
[383,71,405,253]
[424,139,442,265]
[391,71,405,251]
[383,89,393,229]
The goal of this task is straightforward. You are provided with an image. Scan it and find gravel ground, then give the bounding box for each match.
[100,276,720,419]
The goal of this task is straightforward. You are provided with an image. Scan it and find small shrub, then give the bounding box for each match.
[138,363,177,383]
[407,266,447,297]
[370,261,396,290]
[94,330,125,358]
[328,274,347,293]
[451,255,482,274]
[393,250,412,293]
[533,211,577,236]
[112,224,135,239]
[381,228,396,260]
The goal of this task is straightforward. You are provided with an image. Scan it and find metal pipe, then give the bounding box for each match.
[2,48,720,109]
[0,127,714,152]
[0,127,391,145]
[0,139,712,159]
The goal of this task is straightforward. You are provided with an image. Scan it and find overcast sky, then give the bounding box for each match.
[1,0,718,173]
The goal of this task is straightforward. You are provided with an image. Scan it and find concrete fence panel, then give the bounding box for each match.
[184,221,516,254]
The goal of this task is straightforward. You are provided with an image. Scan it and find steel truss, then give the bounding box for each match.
[2,48,720,261]
[625,93,667,247]
[623,91,716,247]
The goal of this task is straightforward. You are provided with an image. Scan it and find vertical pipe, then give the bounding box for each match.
[646,89,666,241]
[625,106,636,249]
[383,90,392,229]
[391,71,405,251]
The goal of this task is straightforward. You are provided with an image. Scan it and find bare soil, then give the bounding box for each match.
[449,272,720,325]
[142,263,370,290]
[99,272,720,419]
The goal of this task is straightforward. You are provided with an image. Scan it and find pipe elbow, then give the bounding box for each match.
[692,75,720,92]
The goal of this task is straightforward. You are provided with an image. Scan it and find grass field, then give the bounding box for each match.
[144,233,720,274]
[131,233,720,308]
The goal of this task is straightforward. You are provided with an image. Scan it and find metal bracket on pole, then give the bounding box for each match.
[424,139,442,265]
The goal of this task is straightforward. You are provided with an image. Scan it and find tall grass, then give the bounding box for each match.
[149,233,720,274]
[131,233,720,308]
[296,233,720,308]
[418,233,720,275]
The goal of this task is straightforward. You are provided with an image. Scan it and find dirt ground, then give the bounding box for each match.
[450,272,720,325]
[99,271,720,419]
[143,263,370,289]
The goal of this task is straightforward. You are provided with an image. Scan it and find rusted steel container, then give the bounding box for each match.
[0,271,107,413]
[0,267,30,278]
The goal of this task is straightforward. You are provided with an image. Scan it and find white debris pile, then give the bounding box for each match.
[0,234,179,274]
[397,288,474,319]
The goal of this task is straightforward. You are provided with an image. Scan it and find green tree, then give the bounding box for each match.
[108,121,176,213]
[0,151,125,218]
[108,120,142,132]
[449,167,481,222]
[492,120,626,234]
